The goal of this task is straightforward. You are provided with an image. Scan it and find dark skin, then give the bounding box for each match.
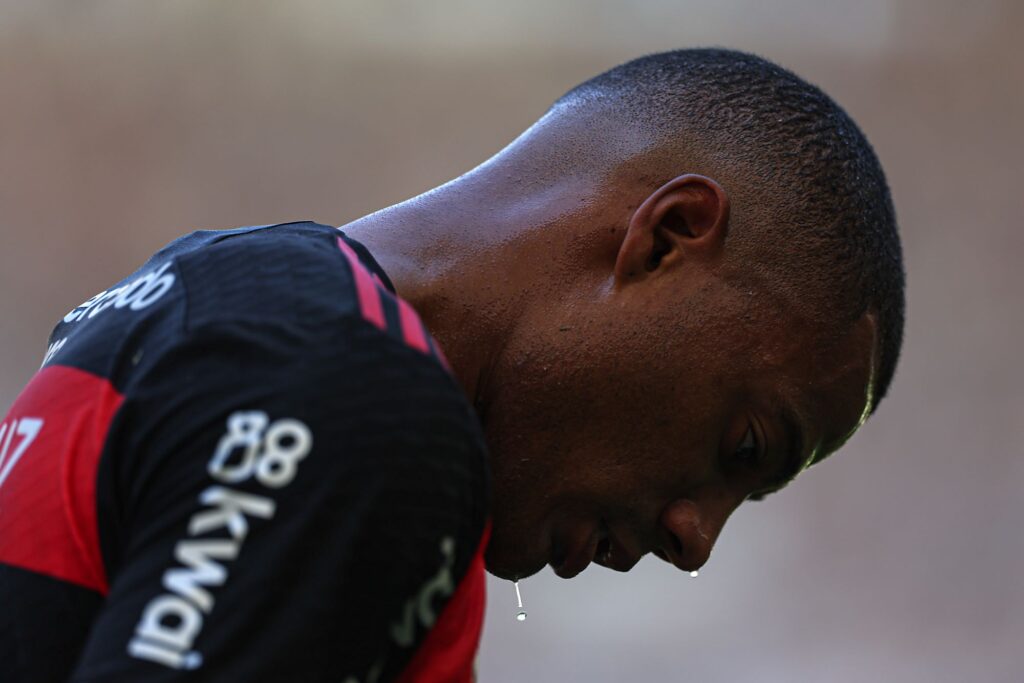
[346,119,878,582]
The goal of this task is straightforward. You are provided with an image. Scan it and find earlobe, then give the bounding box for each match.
[613,174,730,287]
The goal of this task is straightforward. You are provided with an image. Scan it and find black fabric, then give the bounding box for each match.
[0,565,105,683]
[1,222,489,682]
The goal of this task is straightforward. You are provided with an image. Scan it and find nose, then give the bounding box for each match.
[657,499,718,572]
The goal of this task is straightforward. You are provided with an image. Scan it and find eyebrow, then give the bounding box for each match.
[748,403,811,502]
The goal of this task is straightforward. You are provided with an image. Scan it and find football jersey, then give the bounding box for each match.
[0,221,491,682]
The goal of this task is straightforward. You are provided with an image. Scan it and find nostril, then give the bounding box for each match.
[670,533,683,556]
[660,499,710,568]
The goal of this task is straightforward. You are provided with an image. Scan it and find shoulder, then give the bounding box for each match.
[115,234,486,509]
[46,222,352,375]
[131,310,482,468]
[173,221,364,333]
[107,303,490,585]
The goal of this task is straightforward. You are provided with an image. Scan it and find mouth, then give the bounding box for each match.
[550,518,641,578]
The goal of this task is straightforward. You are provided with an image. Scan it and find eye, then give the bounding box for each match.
[732,425,761,467]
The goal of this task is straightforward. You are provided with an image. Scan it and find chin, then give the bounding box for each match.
[484,543,546,581]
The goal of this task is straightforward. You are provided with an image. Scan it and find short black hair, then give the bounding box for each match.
[558,48,905,407]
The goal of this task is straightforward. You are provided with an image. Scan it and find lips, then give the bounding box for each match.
[551,519,641,578]
[551,524,600,579]
[596,522,642,573]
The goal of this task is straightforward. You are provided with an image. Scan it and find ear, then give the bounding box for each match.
[614,174,730,288]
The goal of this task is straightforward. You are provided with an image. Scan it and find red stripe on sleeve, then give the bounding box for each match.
[396,522,491,683]
[0,365,122,594]
[336,235,455,368]
[336,237,386,330]
[397,297,431,355]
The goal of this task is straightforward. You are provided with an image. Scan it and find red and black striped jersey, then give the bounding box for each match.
[0,222,491,682]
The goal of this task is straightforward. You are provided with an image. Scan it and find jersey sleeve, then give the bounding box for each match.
[70,316,490,683]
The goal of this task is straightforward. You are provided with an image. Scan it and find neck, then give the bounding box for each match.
[342,125,620,414]
[341,173,525,411]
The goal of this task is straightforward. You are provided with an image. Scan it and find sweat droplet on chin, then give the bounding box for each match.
[689,570,699,578]
[514,580,527,622]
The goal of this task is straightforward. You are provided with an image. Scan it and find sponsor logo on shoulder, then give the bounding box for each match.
[63,262,176,325]
[40,338,67,368]
[127,410,312,670]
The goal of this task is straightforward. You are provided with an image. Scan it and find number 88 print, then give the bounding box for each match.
[207,411,312,489]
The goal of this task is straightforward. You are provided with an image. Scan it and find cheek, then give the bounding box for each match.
[483,300,738,523]
[575,341,732,501]
[491,339,721,506]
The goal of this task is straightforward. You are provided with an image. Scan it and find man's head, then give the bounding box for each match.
[470,49,904,580]
[348,48,904,581]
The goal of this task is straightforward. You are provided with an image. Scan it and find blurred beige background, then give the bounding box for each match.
[2,1,1022,681]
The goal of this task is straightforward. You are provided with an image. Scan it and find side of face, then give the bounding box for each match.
[482,174,878,581]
